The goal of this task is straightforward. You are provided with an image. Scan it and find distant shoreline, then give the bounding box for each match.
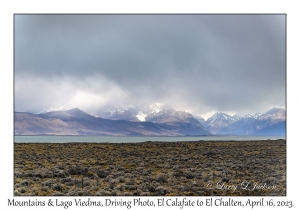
[14,139,286,144]
[14,135,286,144]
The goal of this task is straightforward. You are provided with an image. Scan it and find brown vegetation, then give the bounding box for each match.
[14,140,286,196]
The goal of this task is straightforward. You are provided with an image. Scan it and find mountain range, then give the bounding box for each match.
[14,105,286,136]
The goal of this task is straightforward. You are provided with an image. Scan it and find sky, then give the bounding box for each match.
[14,14,286,118]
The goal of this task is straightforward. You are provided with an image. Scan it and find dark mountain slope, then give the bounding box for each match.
[15,109,209,136]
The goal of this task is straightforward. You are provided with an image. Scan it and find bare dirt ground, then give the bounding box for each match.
[14,140,286,196]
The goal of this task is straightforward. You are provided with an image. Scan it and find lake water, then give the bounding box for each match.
[14,135,286,143]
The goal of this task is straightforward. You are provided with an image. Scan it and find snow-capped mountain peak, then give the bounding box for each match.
[206,112,237,126]
[93,103,285,136]
[149,103,164,114]
[243,114,253,118]
[254,112,262,119]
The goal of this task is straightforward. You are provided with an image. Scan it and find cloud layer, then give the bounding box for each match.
[15,14,286,116]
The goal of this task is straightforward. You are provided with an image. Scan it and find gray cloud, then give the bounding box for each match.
[15,14,286,116]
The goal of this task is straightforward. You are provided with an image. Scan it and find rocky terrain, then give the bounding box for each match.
[14,108,210,136]
[14,107,285,136]
[95,104,286,136]
[206,108,286,135]
[14,140,286,196]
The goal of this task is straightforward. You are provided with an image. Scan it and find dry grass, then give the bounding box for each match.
[14,140,286,196]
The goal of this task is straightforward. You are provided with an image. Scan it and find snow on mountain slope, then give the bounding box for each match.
[59,103,286,136]
[136,112,147,121]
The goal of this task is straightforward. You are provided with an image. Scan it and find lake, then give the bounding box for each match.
[14,135,286,143]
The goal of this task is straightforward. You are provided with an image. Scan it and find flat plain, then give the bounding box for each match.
[14,140,286,196]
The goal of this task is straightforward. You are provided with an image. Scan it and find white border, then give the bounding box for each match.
[1,0,299,209]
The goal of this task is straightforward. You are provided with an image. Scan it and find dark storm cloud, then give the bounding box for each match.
[15,14,285,116]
